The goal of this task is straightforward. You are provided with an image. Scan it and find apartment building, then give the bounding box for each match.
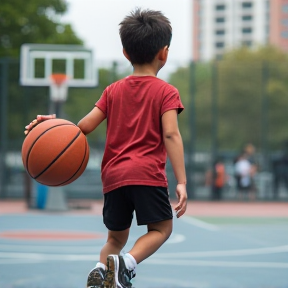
[193,0,288,61]
[270,0,288,51]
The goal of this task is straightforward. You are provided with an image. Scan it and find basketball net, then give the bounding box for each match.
[49,74,68,102]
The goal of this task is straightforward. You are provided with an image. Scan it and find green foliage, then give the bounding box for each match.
[0,0,82,57]
[168,66,190,141]
[193,63,214,150]
[64,68,115,146]
[220,46,288,150]
[1,0,83,147]
[169,46,288,152]
[217,58,263,149]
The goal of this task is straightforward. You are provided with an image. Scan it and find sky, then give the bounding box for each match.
[60,0,192,78]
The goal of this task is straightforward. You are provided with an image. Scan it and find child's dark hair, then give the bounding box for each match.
[119,8,172,65]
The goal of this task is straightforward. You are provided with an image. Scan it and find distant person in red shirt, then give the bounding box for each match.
[25,8,187,288]
[205,156,227,200]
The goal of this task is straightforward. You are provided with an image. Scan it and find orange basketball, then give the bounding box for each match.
[22,118,89,186]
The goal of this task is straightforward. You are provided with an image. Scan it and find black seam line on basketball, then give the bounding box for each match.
[26,123,76,178]
[34,130,82,180]
[55,139,88,186]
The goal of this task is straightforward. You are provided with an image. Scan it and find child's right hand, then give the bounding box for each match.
[24,114,56,135]
[174,183,188,218]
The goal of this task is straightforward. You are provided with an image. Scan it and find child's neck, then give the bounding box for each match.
[132,63,159,77]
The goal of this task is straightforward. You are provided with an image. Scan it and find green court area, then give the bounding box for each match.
[194,216,288,225]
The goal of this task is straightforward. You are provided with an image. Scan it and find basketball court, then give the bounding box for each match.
[1,44,286,287]
[0,200,287,288]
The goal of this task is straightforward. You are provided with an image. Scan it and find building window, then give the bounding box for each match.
[282,19,288,26]
[215,17,225,23]
[242,2,253,9]
[281,31,288,38]
[242,15,252,21]
[282,4,288,13]
[215,4,225,11]
[242,27,252,34]
[215,42,225,48]
[215,30,225,35]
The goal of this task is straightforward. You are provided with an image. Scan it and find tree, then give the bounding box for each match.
[1,0,83,144]
[65,68,115,146]
[219,46,288,151]
[169,63,215,151]
[168,45,288,154]
[0,0,82,57]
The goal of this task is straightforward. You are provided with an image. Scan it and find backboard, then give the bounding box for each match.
[20,44,98,87]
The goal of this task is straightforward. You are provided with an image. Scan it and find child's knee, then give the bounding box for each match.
[107,230,129,248]
[107,235,126,248]
[148,219,172,240]
[164,222,173,239]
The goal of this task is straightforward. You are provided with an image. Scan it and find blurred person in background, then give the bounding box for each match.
[234,151,256,201]
[205,156,228,200]
[244,143,258,194]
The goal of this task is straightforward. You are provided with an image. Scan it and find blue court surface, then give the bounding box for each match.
[0,212,287,288]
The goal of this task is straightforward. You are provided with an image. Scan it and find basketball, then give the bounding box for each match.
[22,118,89,186]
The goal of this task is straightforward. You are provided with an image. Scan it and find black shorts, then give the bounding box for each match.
[103,185,173,231]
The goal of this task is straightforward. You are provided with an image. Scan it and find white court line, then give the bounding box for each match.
[166,233,186,244]
[154,245,288,258]
[0,234,185,254]
[126,233,185,244]
[1,245,287,260]
[1,244,287,263]
[0,252,287,269]
[181,216,219,231]
[146,258,288,268]
[136,275,197,288]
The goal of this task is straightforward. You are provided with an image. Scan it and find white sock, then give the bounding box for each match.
[123,253,137,271]
[95,262,106,270]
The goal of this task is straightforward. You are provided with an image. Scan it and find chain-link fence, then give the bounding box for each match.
[1,58,288,206]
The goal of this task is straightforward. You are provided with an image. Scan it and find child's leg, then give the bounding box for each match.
[104,219,172,288]
[127,219,172,264]
[104,186,173,287]
[87,229,129,288]
[100,228,129,264]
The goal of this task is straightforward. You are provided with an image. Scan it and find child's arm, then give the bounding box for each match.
[162,109,187,218]
[24,106,106,136]
[77,107,106,135]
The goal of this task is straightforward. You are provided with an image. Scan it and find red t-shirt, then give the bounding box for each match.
[96,76,184,193]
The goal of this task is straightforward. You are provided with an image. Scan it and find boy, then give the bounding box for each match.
[25,8,187,288]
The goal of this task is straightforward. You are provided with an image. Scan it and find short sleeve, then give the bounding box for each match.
[161,86,184,115]
[95,88,108,115]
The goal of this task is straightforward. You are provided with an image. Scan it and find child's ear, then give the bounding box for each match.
[158,45,169,61]
[123,49,131,61]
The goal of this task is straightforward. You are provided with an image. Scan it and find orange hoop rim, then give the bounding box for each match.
[50,73,68,86]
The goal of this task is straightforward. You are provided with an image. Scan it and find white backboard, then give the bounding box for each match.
[20,44,98,87]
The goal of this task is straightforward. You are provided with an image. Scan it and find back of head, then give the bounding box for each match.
[119,8,172,65]
[244,143,255,155]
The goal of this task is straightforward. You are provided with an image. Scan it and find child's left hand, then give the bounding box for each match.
[24,114,56,135]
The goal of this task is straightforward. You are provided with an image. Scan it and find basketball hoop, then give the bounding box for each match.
[50,74,68,102]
